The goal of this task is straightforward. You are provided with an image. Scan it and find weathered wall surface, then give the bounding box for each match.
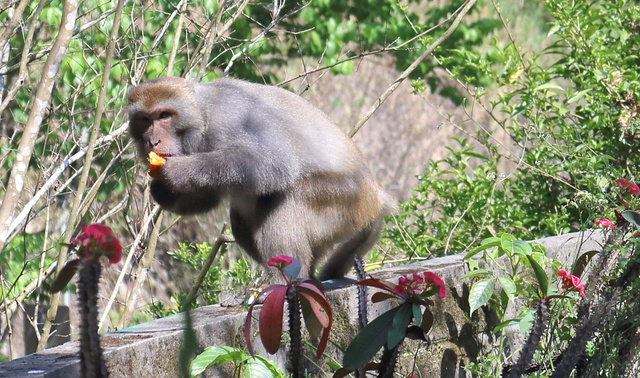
[0,230,604,377]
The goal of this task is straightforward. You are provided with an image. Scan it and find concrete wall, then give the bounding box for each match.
[0,230,604,377]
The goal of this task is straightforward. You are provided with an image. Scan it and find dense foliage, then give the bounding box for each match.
[385,0,640,259]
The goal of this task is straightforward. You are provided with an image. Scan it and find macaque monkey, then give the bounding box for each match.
[128,77,393,281]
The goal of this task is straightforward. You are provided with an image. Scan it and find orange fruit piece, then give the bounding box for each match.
[148,152,166,178]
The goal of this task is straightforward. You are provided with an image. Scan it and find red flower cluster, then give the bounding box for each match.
[594,218,615,228]
[267,255,293,268]
[616,178,639,196]
[393,272,446,298]
[557,270,585,297]
[71,224,122,264]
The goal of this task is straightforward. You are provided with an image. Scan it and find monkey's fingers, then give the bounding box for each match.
[148,152,166,178]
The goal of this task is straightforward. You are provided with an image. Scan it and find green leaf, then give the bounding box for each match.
[497,276,516,303]
[534,83,563,92]
[567,88,592,104]
[460,268,491,280]
[342,306,401,370]
[512,240,532,256]
[500,233,516,255]
[464,237,501,260]
[469,279,494,315]
[244,355,284,378]
[190,346,246,377]
[493,318,520,334]
[622,210,640,230]
[412,303,422,325]
[519,309,535,333]
[388,303,413,349]
[283,257,302,280]
[527,255,549,297]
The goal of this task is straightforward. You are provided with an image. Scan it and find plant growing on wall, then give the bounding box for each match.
[51,224,122,378]
[243,255,332,377]
[336,271,445,377]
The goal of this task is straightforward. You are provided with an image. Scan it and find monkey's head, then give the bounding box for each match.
[127,77,205,160]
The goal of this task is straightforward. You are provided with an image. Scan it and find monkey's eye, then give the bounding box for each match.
[159,111,171,120]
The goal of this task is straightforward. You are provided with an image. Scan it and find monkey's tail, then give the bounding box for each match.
[379,189,398,216]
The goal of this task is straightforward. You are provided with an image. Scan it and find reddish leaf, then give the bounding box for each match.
[244,304,256,356]
[259,286,287,354]
[316,317,331,359]
[50,259,80,293]
[300,295,323,340]
[356,278,395,293]
[371,292,396,303]
[298,282,331,327]
[298,282,333,359]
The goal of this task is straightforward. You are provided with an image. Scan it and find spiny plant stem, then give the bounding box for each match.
[354,255,368,378]
[378,343,399,378]
[506,298,550,378]
[287,285,303,378]
[79,260,108,377]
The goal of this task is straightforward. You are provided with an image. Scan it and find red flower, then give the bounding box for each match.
[616,178,630,188]
[557,269,585,296]
[594,218,615,228]
[630,183,640,196]
[392,272,446,299]
[71,224,122,264]
[267,255,293,268]
[393,284,407,296]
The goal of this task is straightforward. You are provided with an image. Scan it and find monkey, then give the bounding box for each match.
[127,77,394,281]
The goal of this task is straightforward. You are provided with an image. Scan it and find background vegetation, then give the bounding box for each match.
[0,0,638,374]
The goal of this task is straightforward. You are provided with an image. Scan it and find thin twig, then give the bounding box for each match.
[98,205,161,332]
[349,0,478,137]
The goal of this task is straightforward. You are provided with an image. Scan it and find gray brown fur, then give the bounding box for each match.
[128,77,393,280]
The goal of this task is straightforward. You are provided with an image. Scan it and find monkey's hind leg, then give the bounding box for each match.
[318,214,385,281]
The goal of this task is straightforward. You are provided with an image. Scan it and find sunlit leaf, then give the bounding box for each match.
[527,255,549,297]
[469,279,494,315]
[190,346,245,376]
[460,268,491,280]
[497,276,516,303]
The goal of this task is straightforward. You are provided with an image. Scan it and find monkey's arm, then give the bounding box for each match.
[150,179,221,215]
[157,143,299,195]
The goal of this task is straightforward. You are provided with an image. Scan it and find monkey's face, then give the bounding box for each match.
[128,102,205,162]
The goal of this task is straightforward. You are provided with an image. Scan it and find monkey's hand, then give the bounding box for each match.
[148,152,166,179]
